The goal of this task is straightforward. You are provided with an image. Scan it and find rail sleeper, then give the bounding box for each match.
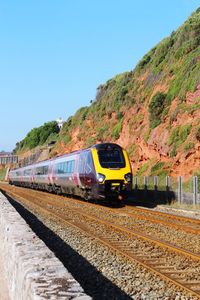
[0,192,91,300]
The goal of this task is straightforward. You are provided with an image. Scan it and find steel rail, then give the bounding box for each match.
[27,187,200,236]
[125,205,200,225]
[114,209,200,235]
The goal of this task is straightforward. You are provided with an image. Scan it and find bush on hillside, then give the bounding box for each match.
[14,121,60,152]
[148,92,167,128]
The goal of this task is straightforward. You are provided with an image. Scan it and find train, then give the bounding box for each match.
[8,143,132,203]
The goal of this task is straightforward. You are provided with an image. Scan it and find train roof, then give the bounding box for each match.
[9,142,122,172]
[91,143,122,150]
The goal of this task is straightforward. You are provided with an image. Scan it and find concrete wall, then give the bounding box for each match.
[0,192,91,300]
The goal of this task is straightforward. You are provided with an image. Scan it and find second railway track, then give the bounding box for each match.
[1,183,200,299]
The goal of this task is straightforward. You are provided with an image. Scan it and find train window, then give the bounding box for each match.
[57,163,65,174]
[56,160,75,174]
[24,169,32,176]
[35,167,41,175]
[71,160,75,173]
[98,148,125,168]
[43,166,48,174]
[67,161,71,173]
[35,165,49,175]
[54,164,58,174]
[63,162,68,173]
[67,160,75,173]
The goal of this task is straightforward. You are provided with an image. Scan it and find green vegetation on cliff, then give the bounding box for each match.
[14,121,59,153]
[57,8,200,148]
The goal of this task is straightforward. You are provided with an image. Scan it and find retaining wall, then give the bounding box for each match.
[0,192,91,300]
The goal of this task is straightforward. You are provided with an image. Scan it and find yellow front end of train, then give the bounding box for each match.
[91,143,132,201]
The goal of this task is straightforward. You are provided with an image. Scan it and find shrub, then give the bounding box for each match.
[116,111,124,120]
[45,132,59,144]
[148,92,167,128]
[15,121,59,152]
[14,121,60,152]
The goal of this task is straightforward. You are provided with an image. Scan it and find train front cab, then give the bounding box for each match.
[78,143,132,202]
[93,143,132,201]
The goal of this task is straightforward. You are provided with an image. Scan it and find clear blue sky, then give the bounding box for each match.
[0,0,199,151]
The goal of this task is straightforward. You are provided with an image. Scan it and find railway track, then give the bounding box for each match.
[1,184,200,299]
[124,205,200,231]
[34,190,200,255]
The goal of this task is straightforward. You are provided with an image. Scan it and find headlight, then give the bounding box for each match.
[124,172,132,183]
[96,173,105,183]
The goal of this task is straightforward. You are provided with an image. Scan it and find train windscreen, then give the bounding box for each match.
[97,147,125,168]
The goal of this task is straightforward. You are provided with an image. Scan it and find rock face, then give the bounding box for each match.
[50,82,199,179]
[0,192,91,300]
[49,8,200,179]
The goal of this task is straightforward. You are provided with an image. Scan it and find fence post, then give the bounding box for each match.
[144,176,148,190]
[134,176,138,191]
[154,176,158,191]
[178,176,182,204]
[153,176,158,202]
[166,176,170,192]
[165,176,170,203]
[193,176,198,205]
[143,176,148,200]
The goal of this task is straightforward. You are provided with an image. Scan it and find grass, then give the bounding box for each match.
[136,162,150,176]
[150,162,169,177]
[184,142,195,151]
[168,124,192,152]
[112,118,124,140]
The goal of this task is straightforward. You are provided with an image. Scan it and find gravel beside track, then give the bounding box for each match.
[0,184,200,299]
[47,200,200,255]
[152,205,200,221]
